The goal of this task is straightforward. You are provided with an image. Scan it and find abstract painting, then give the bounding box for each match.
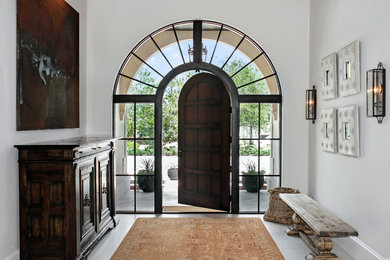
[338,105,360,157]
[17,0,79,130]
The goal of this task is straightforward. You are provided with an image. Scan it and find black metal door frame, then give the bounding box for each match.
[155,63,240,213]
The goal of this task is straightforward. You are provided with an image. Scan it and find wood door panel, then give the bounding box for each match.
[178,73,230,211]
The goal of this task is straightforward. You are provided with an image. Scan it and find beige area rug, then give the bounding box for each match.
[111,218,285,260]
[163,206,225,213]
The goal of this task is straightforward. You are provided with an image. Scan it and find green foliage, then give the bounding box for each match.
[126,60,272,147]
[162,71,195,145]
[162,146,177,156]
[127,141,154,156]
[240,145,270,156]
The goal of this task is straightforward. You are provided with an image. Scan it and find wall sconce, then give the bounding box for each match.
[367,62,386,124]
[306,85,317,124]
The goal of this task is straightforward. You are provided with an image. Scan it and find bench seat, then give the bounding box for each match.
[280,193,358,260]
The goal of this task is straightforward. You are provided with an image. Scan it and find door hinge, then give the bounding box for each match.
[229,166,232,172]
[229,107,232,113]
[229,195,232,201]
[229,136,232,143]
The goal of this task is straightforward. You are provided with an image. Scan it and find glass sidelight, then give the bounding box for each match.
[114,103,155,213]
[239,102,281,213]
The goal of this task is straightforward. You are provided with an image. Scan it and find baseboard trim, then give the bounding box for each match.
[3,250,19,260]
[335,236,387,260]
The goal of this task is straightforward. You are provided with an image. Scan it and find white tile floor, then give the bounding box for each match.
[87,214,355,260]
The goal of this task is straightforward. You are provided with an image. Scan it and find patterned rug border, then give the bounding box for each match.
[111,217,285,260]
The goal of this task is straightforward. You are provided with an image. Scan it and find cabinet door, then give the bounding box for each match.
[96,152,111,231]
[78,158,96,248]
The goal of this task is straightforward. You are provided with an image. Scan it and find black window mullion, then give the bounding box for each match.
[221,35,246,70]
[119,73,157,89]
[172,25,186,64]
[209,24,223,64]
[193,21,202,63]
[230,52,264,78]
[150,35,174,69]
[258,103,261,214]
[237,73,276,89]
[133,103,137,213]
[131,52,164,78]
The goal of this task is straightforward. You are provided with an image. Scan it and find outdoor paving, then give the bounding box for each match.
[117,177,271,212]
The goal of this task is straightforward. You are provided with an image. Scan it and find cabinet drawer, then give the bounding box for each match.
[74,142,111,159]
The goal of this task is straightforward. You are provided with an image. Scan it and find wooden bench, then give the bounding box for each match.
[279,194,358,260]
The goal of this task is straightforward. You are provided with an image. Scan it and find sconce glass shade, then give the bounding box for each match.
[306,85,317,123]
[367,62,386,123]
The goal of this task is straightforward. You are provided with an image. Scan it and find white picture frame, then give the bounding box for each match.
[338,41,360,96]
[320,108,337,153]
[321,53,338,100]
[338,105,360,157]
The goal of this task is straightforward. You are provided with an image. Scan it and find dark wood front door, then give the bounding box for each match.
[178,73,230,211]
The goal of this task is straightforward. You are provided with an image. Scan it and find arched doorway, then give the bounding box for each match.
[113,20,282,214]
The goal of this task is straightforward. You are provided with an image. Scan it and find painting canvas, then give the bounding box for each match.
[320,108,337,153]
[338,105,360,157]
[321,53,338,100]
[17,0,79,130]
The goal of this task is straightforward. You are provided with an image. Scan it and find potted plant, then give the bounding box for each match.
[242,161,265,193]
[137,158,154,192]
[167,164,178,180]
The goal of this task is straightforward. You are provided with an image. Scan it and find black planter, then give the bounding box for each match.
[137,175,154,192]
[242,175,264,193]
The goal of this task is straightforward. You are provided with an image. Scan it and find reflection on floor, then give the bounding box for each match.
[87,214,355,260]
[117,177,271,212]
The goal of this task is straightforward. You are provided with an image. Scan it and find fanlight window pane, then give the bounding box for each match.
[174,22,193,63]
[210,42,235,68]
[152,27,183,68]
[145,51,172,76]
[234,64,271,95]
[211,27,243,67]
[202,22,222,63]
[127,66,160,95]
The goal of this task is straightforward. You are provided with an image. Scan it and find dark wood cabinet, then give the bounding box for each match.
[15,137,119,260]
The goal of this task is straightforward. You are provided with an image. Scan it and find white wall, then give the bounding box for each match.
[309,0,390,258]
[85,0,311,192]
[0,0,87,259]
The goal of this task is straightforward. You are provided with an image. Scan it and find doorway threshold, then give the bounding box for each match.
[163,206,226,213]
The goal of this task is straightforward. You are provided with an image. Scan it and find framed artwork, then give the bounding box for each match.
[321,53,338,100]
[338,41,360,97]
[17,0,79,130]
[320,108,337,153]
[338,105,360,157]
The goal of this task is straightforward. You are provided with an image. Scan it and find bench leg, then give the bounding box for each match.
[286,213,314,236]
[300,233,339,260]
